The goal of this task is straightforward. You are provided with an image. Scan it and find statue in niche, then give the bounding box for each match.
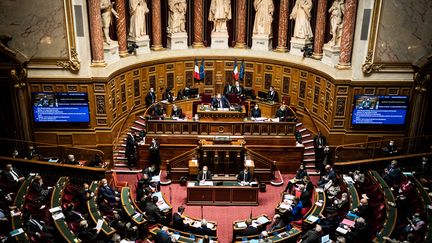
[101,0,119,45]
[208,0,231,32]
[253,0,274,36]
[167,0,187,34]
[128,0,150,39]
[290,0,313,40]
[327,0,345,46]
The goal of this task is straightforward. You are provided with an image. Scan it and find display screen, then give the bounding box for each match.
[32,92,90,123]
[351,95,408,125]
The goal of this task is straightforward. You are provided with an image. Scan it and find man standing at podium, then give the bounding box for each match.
[197,166,212,182]
[211,93,230,109]
[237,166,252,183]
[267,86,279,102]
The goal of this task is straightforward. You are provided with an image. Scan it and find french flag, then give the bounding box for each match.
[194,59,200,80]
[233,60,239,81]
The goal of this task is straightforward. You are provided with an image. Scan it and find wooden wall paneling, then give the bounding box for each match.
[57,134,73,145]
[353,87,363,95]
[387,88,399,95]
[282,75,290,96]
[55,84,66,92]
[377,87,386,95]
[264,73,272,90]
[364,87,375,95]
[400,88,411,96]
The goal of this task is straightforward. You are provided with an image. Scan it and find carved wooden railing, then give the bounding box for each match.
[0,156,106,185]
[113,104,136,153]
[334,134,432,163]
[165,146,198,179]
[244,147,276,180]
[303,107,319,135]
[0,137,104,164]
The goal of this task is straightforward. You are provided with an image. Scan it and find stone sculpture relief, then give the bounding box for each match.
[128,0,150,39]
[208,0,232,32]
[327,0,345,47]
[253,0,274,36]
[101,0,119,45]
[167,0,187,34]
[290,0,313,40]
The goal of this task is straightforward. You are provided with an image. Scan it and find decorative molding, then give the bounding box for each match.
[57,48,80,71]
[361,50,382,74]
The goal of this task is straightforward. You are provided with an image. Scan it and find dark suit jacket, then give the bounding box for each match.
[64,208,84,222]
[250,108,261,118]
[162,90,173,102]
[301,229,322,243]
[237,171,252,182]
[145,202,163,224]
[233,85,244,96]
[30,182,47,197]
[275,108,288,119]
[172,213,188,232]
[145,92,156,107]
[153,104,164,117]
[77,227,97,242]
[155,231,173,243]
[125,134,137,156]
[313,135,327,149]
[65,159,79,165]
[211,97,230,109]
[242,226,260,236]
[356,204,373,221]
[197,171,212,181]
[194,225,214,236]
[223,84,233,95]
[267,91,279,102]
[171,108,184,118]
[3,168,23,184]
[300,189,312,208]
[99,185,116,203]
[77,188,92,205]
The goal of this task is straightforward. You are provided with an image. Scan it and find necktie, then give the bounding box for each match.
[10,170,19,182]
[203,172,206,180]
[219,100,222,108]
[243,173,246,183]
[31,219,43,231]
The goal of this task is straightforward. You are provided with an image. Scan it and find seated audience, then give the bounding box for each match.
[383,160,402,186]
[299,224,323,243]
[352,170,365,184]
[2,163,24,189]
[352,198,373,222]
[298,184,313,209]
[197,166,212,182]
[242,219,260,236]
[87,154,104,167]
[24,145,39,160]
[144,196,164,225]
[142,164,160,191]
[318,165,336,188]
[383,140,398,155]
[162,87,174,103]
[259,230,272,243]
[171,104,184,119]
[275,105,290,120]
[64,203,86,223]
[285,164,308,193]
[194,219,214,236]
[332,192,349,211]
[172,206,188,232]
[152,103,165,117]
[237,166,252,183]
[413,156,431,179]
[77,183,94,206]
[250,103,261,118]
[65,154,79,165]
[289,197,303,222]
[29,175,52,203]
[345,217,370,243]
[98,178,119,205]
[77,219,99,242]
[24,212,55,241]
[325,178,341,200]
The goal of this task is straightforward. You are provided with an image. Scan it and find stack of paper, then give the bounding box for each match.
[236,221,247,228]
[9,228,24,237]
[133,213,141,219]
[307,215,319,223]
[257,216,270,224]
[52,212,65,220]
[336,227,348,234]
[187,182,195,187]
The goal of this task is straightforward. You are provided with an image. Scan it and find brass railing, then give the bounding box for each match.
[333,135,432,163]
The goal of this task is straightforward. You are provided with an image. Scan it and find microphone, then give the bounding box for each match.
[201,205,204,219]
[169,185,172,205]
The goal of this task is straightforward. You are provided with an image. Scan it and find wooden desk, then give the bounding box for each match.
[186,181,259,206]
[87,181,116,236]
[164,98,200,118]
[183,215,217,236]
[121,187,147,225]
[234,225,301,243]
[51,177,81,243]
[11,175,34,242]
[253,101,280,118]
[197,106,246,122]
[304,189,326,225]
[152,191,173,219]
[149,224,219,243]
[232,214,270,239]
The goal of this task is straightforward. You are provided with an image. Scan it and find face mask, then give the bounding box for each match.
[203,170,207,173]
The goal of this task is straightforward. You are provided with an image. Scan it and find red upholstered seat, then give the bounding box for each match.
[65,185,79,195]
[111,171,128,191]
[301,207,310,216]
[62,193,75,202]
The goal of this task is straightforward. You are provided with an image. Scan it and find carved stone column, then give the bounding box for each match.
[275,0,289,52]
[234,0,247,48]
[10,68,32,141]
[312,0,327,59]
[192,0,205,48]
[337,0,358,68]
[151,0,163,50]
[115,0,128,56]
[88,0,106,66]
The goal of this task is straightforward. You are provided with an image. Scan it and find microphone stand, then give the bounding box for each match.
[201,205,204,219]
[169,185,172,205]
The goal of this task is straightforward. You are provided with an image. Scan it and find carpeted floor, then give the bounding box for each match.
[118,173,298,243]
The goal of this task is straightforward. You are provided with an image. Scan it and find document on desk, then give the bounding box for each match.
[96,219,104,231]
[187,182,195,187]
[9,228,24,237]
[306,215,319,223]
[52,212,65,220]
[151,175,160,182]
[49,206,62,214]
[343,175,354,184]
[336,227,348,234]
[257,216,270,224]
[199,181,214,186]
[236,221,247,228]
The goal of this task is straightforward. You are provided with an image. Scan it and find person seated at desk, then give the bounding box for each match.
[318,165,336,188]
[269,214,286,231]
[242,219,260,236]
[172,206,188,232]
[197,166,212,182]
[143,164,160,191]
[162,87,174,103]
[383,140,398,155]
[344,217,370,242]
[237,166,252,183]
[194,219,215,236]
[145,87,157,107]
[152,102,165,118]
[383,160,402,186]
[2,163,25,189]
[171,104,185,119]
[351,198,373,223]
[77,183,94,206]
[29,175,53,203]
[77,219,100,242]
[98,178,120,206]
[24,212,55,241]
[211,93,230,109]
[250,103,261,118]
[145,196,165,225]
[267,86,279,102]
[155,226,174,243]
[285,164,308,192]
[65,154,80,165]
[299,224,323,243]
[275,105,294,121]
[64,203,87,223]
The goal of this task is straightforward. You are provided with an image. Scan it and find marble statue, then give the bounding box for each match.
[208,0,231,32]
[290,0,313,40]
[167,0,187,34]
[328,0,345,46]
[129,0,150,39]
[101,0,119,45]
[253,0,274,36]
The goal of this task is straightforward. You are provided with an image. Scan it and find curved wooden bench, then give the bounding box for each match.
[51,177,81,243]
[234,225,301,243]
[409,174,432,242]
[87,181,116,236]
[370,171,397,243]
[149,224,218,243]
[120,187,147,225]
[10,174,34,242]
